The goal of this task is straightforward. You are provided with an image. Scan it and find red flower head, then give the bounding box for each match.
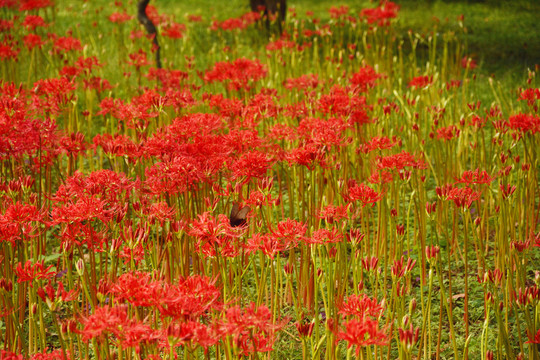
[204,58,268,92]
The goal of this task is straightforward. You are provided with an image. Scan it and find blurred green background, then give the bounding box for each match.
[73,0,539,80]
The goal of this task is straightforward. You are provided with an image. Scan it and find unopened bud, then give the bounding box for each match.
[76,259,85,276]
[409,298,417,314]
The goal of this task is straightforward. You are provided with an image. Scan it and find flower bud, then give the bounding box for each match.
[76,258,85,276]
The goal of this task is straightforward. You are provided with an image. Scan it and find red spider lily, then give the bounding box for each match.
[206,93,244,118]
[162,22,186,39]
[22,15,48,30]
[14,260,55,285]
[189,212,246,258]
[328,5,350,20]
[376,150,427,170]
[318,204,349,224]
[455,169,494,185]
[52,35,82,54]
[347,229,365,246]
[337,317,389,354]
[93,134,138,158]
[108,12,133,24]
[367,169,394,185]
[518,88,540,106]
[78,305,159,350]
[211,12,260,31]
[484,268,504,286]
[446,79,462,90]
[3,201,43,225]
[296,319,315,337]
[305,228,343,245]
[399,323,420,351]
[338,294,384,319]
[425,245,440,262]
[436,125,460,141]
[435,184,454,199]
[511,238,531,252]
[187,14,203,22]
[350,65,383,93]
[218,303,286,356]
[284,74,319,91]
[0,19,13,31]
[143,157,210,195]
[0,351,24,360]
[52,170,136,205]
[105,272,163,308]
[526,328,540,344]
[37,281,79,310]
[532,232,540,248]
[146,67,189,90]
[391,256,416,278]
[18,0,53,11]
[514,285,540,307]
[317,85,373,126]
[204,58,268,92]
[246,233,287,259]
[58,222,108,251]
[408,75,433,89]
[28,348,72,360]
[165,320,219,350]
[144,4,170,25]
[446,186,481,209]
[128,49,151,69]
[0,109,59,164]
[507,113,540,134]
[83,77,114,92]
[32,77,77,116]
[160,275,222,320]
[343,180,381,207]
[97,96,125,118]
[245,189,275,208]
[285,144,327,170]
[74,56,103,75]
[297,117,350,148]
[468,115,487,129]
[499,183,517,200]
[230,150,274,183]
[266,38,296,52]
[0,41,19,61]
[461,56,477,69]
[51,196,115,224]
[271,218,307,248]
[0,201,44,244]
[59,132,87,156]
[359,135,398,153]
[119,242,146,266]
[148,201,176,225]
[360,1,399,27]
[60,65,81,78]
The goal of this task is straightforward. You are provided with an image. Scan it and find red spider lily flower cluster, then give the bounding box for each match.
[360,1,400,27]
[204,58,268,91]
[408,75,433,89]
[518,88,540,106]
[335,293,388,354]
[507,113,540,134]
[446,186,481,209]
[343,180,382,207]
[455,169,494,185]
[210,11,261,31]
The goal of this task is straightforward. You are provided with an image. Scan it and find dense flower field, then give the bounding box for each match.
[0,0,539,359]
